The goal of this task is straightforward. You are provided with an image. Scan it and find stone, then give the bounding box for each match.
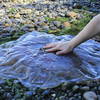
[48,29,60,34]
[42,25,49,31]
[14,13,21,18]
[83,91,97,100]
[98,86,100,91]
[50,26,57,30]
[97,95,100,100]
[53,21,61,28]
[63,22,71,27]
[69,97,75,100]
[59,96,65,100]
[0,27,11,33]
[24,91,33,97]
[72,85,79,91]
[42,90,51,96]
[81,86,90,91]
[20,9,32,15]
[61,82,68,90]
[58,13,65,17]
[0,31,100,90]
[51,93,56,97]
[0,9,5,16]
[35,11,40,16]
[67,11,78,18]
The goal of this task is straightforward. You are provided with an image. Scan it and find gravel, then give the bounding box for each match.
[0,79,100,99]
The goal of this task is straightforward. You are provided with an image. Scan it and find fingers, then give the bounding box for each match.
[56,50,65,55]
[45,47,58,52]
[56,50,69,55]
[43,43,56,49]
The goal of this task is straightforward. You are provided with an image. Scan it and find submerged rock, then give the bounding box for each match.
[0,31,100,89]
[83,91,97,100]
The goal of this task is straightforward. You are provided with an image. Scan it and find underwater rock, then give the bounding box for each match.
[0,31,100,89]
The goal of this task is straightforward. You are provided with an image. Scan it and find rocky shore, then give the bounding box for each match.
[0,0,100,44]
[0,0,100,100]
[0,79,100,100]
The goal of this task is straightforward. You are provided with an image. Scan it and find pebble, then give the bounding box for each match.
[83,91,97,100]
[42,89,51,96]
[42,25,49,31]
[72,85,79,91]
[98,86,100,90]
[81,86,90,91]
[59,96,65,100]
[97,95,100,100]
[58,13,65,17]
[24,91,33,97]
[53,21,61,28]
[51,93,56,97]
[0,9,5,16]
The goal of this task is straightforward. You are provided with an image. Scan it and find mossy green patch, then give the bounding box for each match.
[45,10,93,36]
[45,17,69,23]
[8,8,17,14]
[0,31,25,45]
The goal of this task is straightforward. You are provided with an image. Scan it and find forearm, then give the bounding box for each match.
[69,14,100,48]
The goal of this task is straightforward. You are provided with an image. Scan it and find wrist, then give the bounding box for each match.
[65,41,75,51]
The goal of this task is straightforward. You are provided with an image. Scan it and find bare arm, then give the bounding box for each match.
[69,14,100,48]
[44,14,100,55]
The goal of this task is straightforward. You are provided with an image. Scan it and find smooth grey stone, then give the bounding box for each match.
[0,31,100,89]
[83,91,97,100]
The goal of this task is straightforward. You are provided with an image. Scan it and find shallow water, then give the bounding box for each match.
[0,31,100,89]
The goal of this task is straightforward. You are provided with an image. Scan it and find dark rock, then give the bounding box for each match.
[24,91,33,97]
[42,89,51,96]
[0,33,12,38]
[59,96,66,100]
[98,86,100,91]
[97,95,100,100]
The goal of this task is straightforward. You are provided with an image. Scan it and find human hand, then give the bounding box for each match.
[43,41,74,55]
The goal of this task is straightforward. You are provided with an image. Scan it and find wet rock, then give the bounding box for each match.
[0,30,100,90]
[83,91,97,100]
[42,89,51,96]
[97,95,100,100]
[69,97,75,100]
[81,86,90,91]
[51,93,56,97]
[98,86,100,91]
[24,91,33,97]
[61,82,68,91]
[72,85,79,91]
[59,96,65,100]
